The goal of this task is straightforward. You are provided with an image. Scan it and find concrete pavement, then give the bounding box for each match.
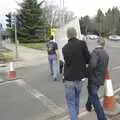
[79,112,120,120]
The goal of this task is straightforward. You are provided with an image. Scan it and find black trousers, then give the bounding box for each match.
[86,85,107,120]
[59,60,64,74]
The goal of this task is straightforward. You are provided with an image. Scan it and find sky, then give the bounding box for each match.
[0,0,120,28]
[64,0,120,17]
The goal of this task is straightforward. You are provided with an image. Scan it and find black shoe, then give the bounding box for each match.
[54,78,57,81]
[86,103,92,112]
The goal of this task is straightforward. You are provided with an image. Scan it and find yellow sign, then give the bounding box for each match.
[51,28,56,36]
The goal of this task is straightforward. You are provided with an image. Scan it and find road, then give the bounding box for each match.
[0,40,120,120]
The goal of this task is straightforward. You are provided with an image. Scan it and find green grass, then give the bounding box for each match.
[2,52,14,63]
[21,43,46,50]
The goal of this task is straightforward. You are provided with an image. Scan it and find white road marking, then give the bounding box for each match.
[16,79,26,85]
[115,87,120,94]
[112,46,120,48]
[112,65,120,71]
[0,80,16,86]
[58,108,88,120]
[0,77,119,120]
[58,116,69,120]
[16,79,65,115]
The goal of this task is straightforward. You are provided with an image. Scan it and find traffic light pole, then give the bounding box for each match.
[14,14,18,60]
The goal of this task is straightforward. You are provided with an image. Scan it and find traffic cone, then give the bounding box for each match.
[103,69,116,111]
[8,62,16,80]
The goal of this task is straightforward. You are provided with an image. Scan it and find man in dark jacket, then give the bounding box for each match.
[86,38,109,120]
[62,27,90,120]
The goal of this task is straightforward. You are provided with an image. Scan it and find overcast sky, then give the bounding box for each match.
[0,0,120,28]
[64,0,120,16]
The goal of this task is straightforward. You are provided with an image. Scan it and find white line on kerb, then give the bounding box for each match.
[112,65,120,71]
[0,80,16,86]
[16,79,65,115]
[115,87,120,94]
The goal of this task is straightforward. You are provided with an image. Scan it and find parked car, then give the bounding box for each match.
[86,35,99,40]
[109,35,120,41]
[81,34,86,40]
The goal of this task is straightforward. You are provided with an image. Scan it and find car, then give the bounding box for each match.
[81,34,86,40]
[86,35,99,40]
[109,35,120,41]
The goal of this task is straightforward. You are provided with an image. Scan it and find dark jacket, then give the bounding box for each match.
[62,38,90,81]
[88,46,109,86]
[46,40,58,55]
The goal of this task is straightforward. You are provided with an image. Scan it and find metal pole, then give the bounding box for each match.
[59,0,62,26]
[62,0,64,25]
[14,14,18,59]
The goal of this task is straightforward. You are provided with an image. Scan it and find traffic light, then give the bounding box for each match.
[6,13,12,28]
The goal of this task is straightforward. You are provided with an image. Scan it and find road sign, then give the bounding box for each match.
[51,28,57,36]
[55,18,81,61]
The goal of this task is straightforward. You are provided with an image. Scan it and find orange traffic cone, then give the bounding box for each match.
[103,69,116,111]
[8,62,16,80]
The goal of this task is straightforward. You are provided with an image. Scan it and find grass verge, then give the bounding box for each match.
[21,43,46,50]
[1,52,14,63]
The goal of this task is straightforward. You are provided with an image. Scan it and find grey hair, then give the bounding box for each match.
[97,37,106,46]
[67,27,77,39]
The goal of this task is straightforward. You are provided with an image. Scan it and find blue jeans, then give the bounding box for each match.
[48,54,59,80]
[87,85,107,120]
[64,80,82,120]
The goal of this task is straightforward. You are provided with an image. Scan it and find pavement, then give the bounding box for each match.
[4,43,48,68]
[1,41,120,120]
[79,112,120,120]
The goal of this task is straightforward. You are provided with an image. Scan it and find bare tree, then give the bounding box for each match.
[42,2,75,27]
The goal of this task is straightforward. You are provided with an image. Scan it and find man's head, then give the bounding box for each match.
[49,35,54,40]
[97,37,106,47]
[67,27,77,39]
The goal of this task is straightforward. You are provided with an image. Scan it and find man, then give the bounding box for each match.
[86,38,109,120]
[62,27,90,120]
[47,35,59,81]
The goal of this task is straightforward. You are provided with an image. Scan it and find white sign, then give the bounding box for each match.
[55,18,82,61]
